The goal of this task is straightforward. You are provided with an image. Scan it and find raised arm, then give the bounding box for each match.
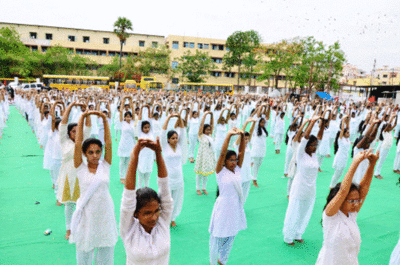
[73,111,88,168]
[304,116,319,140]
[357,150,379,212]
[237,129,246,168]
[61,102,76,125]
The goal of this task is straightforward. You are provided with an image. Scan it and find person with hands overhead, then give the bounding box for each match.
[120,138,173,265]
[209,127,247,265]
[316,149,379,265]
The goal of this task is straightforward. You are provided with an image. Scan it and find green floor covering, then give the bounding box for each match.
[1,105,399,264]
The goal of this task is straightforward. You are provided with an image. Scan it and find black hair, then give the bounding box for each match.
[322,182,359,213]
[396,130,400,146]
[333,128,348,154]
[306,135,318,151]
[82,138,103,153]
[230,112,236,117]
[141,121,150,132]
[285,122,298,145]
[135,107,140,111]
[67,123,78,139]
[250,109,256,116]
[44,111,49,116]
[167,130,178,141]
[192,110,198,116]
[358,120,366,134]
[203,124,211,134]
[124,104,130,107]
[124,111,132,118]
[134,187,161,218]
[351,135,363,158]
[244,131,250,137]
[379,124,387,141]
[55,118,62,130]
[257,118,268,137]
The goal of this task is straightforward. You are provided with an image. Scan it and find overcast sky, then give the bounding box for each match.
[2,0,399,72]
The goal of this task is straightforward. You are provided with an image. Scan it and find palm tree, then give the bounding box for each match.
[113,17,133,69]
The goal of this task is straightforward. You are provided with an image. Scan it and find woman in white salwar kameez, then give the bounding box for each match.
[390,175,400,265]
[274,112,286,154]
[316,149,378,265]
[209,127,246,265]
[284,116,301,178]
[57,102,91,240]
[120,138,173,265]
[214,108,229,161]
[70,110,117,265]
[283,116,324,245]
[188,109,200,163]
[374,115,397,179]
[118,103,135,184]
[161,114,188,227]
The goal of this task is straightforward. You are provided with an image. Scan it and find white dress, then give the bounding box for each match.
[215,124,227,151]
[250,129,267,158]
[71,161,118,252]
[209,166,247,238]
[137,120,155,174]
[316,211,360,265]
[118,121,135,158]
[317,127,330,156]
[119,178,173,265]
[333,137,351,169]
[353,147,369,185]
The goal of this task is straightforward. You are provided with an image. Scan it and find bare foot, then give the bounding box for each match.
[375,175,383,179]
[115,138,118,142]
[287,195,289,200]
[56,200,62,206]
[52,184,55,189]
[196,190,202,195]
[40,145,43,149]
[218,259,223,265]
[120,179,125,184]
[170,221,177,227]
[65,230,71,240]
[295,239,304,243]
[287,242,295,246]
[318,168,323,172]
[284,174,288,177]
[202,189,208,195]
[326,155,331,158]
[253,180,259,187]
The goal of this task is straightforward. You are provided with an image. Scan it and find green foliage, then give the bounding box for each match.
[173,50,215,83]
[224,30,262,86]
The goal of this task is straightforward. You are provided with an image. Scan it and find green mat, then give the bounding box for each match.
[0,106,399,264]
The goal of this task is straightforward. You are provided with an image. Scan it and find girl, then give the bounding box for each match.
[194,111,215,195]
[374,115,397,179]
[393,130,400,174]
[118,103,136,184]
[188,108,200,163]
[120,139,172,264]
[251,105,268,188]
[316,111,331,170]
[70,110,118,265]
[209,128,246,265]
[283,115,324,245]
[284,117,301,178]
[161,113,188,227]
[97,101,111,145]
[330,116,351,189]
[274,111,286,154]
[214,108,229,161]
[316,150,378,264]
[137,105,155,188]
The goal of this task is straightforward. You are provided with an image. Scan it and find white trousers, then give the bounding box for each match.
[242,181,251,204]
[284,147,294,175]
[119,157,130,180]
[196,174,208,190]
[374,147,390,175]
[188,133,198,158]
[65,202,76,230]
[114,129,120,139]
[275,133,284,151]
[76,246,114,265]
[137,172,150,188]
[394,151,400,171]
[171,187,184,221]
[209,235,236,265]
[252,157,264,180]
[287,177,293,196]
[318,155,324,168]
[51,159,62,198]
[390,236,400,265]
[330,166,346,189]
[283,197,315,243]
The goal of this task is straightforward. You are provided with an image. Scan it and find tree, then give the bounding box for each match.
[224,30,261,87]
[173,50,215,83]
[134,46,171,76]
[113,17,133,69]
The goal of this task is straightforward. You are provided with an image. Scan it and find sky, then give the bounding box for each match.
[2,0,400,72]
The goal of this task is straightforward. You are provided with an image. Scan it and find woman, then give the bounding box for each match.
[120,138,173,264]
[274,111,286,154]
[214,108,229,161]
[209,128,246,265]
[194,111,215,195]
[283,116,324,245]
[316,150,378,264]
[284,117,300,177]
[374,115,397,179]
[70,110,117,265]
[118,105,135,184]
[161,113,187,227]
[251,106,268,188]
[188,109,200,163]
[330,116,351,188]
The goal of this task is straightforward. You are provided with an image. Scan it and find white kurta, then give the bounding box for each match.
[119,178,173,265]
[71,161,118,252]
[209,166,247,238]
[251,129,267,158]
[333,137,351,169]
[118,121,135,157]
[137,120,155,174]
[316,211,360,265]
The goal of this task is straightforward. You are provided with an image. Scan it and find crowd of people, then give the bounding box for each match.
[2,87,400,264]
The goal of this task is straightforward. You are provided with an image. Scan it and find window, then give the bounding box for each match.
[103,38,109,44]
[172,41,179,49]
[383,74,388,78]
[212,44,224,50]
[172,61,178,70]
[198,43,203,49]
[211,71,222,77]
[31,46,38,51]
[41,46,48,52]
[189,42,195,48]
[83,36,90,43]
[204,44,209,49]
[139,40,145,47]
[152,41,158,48]
[30,32,37,39]
[109,51,116,56]
[76,49,83,55]
[172,78,179,84]
[212,58,223,64]
[224,72,235,78]
[68,35,76,42]
[100,51,107,56]
[183,42,189,48]
[45,33,52,40]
